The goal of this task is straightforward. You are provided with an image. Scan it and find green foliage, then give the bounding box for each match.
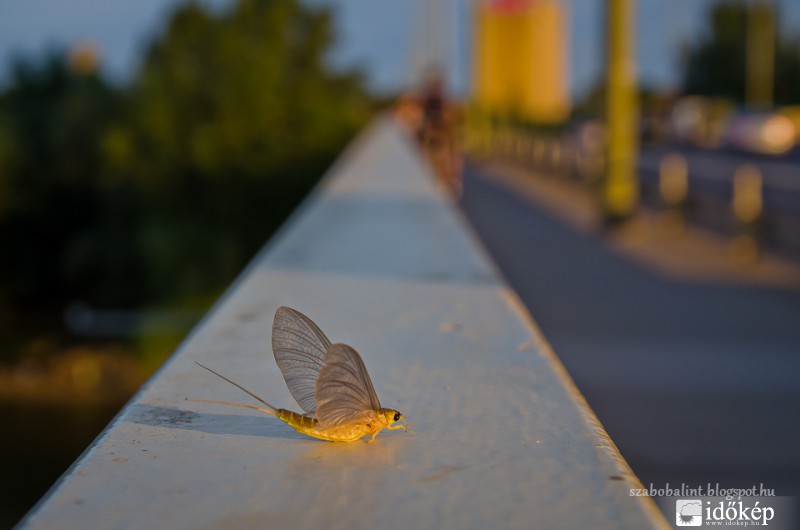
[682,1,800,105]
[0,53,129,312]
[106,0,371,302]
[0,0,373,360]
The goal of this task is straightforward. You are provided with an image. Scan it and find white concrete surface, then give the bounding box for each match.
[19,118,668,530]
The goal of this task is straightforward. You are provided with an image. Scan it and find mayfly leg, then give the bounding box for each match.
[389,419,414,434]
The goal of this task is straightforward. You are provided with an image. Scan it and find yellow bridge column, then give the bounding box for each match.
[473,0,570,124]
[603,0,638,223]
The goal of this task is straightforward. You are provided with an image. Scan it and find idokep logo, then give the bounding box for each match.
[676,499,703,526]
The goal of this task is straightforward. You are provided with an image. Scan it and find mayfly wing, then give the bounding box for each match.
[315,343,382,429]
[272,306,332,414]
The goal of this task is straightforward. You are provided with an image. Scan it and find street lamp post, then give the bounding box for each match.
[746,0,775,110]
[603,0,639,224]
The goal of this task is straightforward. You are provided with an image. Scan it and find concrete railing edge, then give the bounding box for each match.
[18,116,672,530]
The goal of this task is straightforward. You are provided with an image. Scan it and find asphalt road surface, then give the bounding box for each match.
[460,161,800,495]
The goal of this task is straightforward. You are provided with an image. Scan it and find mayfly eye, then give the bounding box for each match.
[393,413,400,421]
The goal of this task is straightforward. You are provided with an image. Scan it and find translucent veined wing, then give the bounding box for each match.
[315,343,382,429]
[272,306,332,414]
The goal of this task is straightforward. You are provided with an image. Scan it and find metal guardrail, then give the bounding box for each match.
[469,126,800,262]
[19,117,668,530]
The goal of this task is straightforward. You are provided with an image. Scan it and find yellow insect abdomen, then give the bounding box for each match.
[276,409,373,442]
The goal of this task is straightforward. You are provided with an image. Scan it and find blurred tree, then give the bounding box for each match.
[107,0,372,301]
[0,0,373,360]
[0,53,135,326]
[682,1,800,106]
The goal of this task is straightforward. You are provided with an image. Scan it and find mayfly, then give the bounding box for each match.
[193,306,411,442]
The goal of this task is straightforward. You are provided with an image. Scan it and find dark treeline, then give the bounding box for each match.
[573,0,800,119]
[0,0,374,363]
[682,1,800,105]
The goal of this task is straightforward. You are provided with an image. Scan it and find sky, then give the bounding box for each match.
[1,0,799,98]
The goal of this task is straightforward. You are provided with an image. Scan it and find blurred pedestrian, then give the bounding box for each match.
[415,68,462,196]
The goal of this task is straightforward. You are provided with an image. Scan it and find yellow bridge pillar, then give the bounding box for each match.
[603,0,638,223]
[473,0,570,124]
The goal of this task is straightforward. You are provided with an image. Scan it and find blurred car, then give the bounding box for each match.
[723,111,796,155]
[669,96,733,148]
